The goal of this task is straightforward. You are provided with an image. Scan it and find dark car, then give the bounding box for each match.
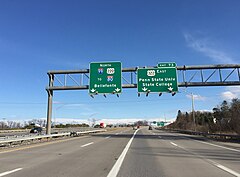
[94,124,100,128]
[30,127,42,133]
[148,126,153,130]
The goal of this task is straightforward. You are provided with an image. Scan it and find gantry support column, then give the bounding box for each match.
[46,74,54,135]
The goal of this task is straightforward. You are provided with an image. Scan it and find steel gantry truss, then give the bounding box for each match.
[46,64,240,134]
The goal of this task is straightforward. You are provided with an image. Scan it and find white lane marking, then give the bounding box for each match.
[170,142,178,147]
[158,136,162,139]
[0,168,23,177]
[169,141,240,177]
[81,142,94,147]
[215,163,240,177]
[115,131,125,135]
[107,129,139,177]
[167,132,240,153]
[194,140,240,153]
[170,142,183,148]
[105,136,111,139]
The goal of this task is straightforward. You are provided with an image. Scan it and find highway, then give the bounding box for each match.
[0,127,240,177]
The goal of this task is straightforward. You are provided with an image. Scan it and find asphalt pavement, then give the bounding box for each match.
[118,128,240,177]
[0,127,239,177]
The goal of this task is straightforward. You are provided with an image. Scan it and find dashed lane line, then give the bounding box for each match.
[0,136,87,154]
[193,140,240,153]
[169,141,240,177]
[166,131,240,153]
[81,142,94,148]
[0,168,23,177]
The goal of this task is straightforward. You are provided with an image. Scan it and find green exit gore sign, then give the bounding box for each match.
[157,121,165,127]
[137,63,178,93]
[89,62,122,94]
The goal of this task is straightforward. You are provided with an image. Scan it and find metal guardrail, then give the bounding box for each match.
[0,127,94,134]
[0,129,29,133]
[159,128,240,142]
[0,127,96,138]
[0,129,106,145]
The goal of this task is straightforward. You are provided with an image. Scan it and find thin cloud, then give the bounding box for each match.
[198,109,213,113]
[63,104,93,111]
[186,94,206,101]
[53,101,63,104]
[184,32,236,64]
[53,103,93,113]
[221,86,240,100]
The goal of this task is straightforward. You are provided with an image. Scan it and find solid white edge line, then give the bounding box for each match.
[81,142,94,147]
[105,136,111,139]
[194,140,240,153]
[215,164,240,177]
[0,168,23,177]
[169,132,240,153]
[107,129,139,177]
[169,140,240,177]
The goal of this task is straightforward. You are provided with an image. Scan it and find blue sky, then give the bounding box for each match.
[0,0,240,123]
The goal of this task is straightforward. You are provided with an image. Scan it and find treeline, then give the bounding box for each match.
[134,120,149,126]
[0,119,47,129]
[54,123,89,128]
[0,119,89,129]
[0,121,22,129]
[168,98,240,135]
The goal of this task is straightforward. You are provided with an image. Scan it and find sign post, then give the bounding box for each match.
[137,62,178,93]
[89,62,122,95]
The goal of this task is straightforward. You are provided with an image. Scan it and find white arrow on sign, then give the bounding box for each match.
[115,88,121,92]
[168,87,173,92]
[142,87,148,92]
[90,88,96,93]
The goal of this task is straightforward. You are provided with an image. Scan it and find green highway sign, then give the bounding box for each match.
[157,121,165,127]
[158,62,176,68]
[89,62,122,94]
[137,63,178,93]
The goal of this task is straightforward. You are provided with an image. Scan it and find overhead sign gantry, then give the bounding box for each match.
[46,63,240,134]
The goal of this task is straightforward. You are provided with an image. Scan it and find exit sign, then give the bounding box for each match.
[158,62,176,68]
[137,62,178,93]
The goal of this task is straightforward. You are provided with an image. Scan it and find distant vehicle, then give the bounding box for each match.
[30,127,42,133]
[133,125,141,130]
[100,122,106,128]
[30,122,41,127]
[94,124,100,128]
[148,126,153,130]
